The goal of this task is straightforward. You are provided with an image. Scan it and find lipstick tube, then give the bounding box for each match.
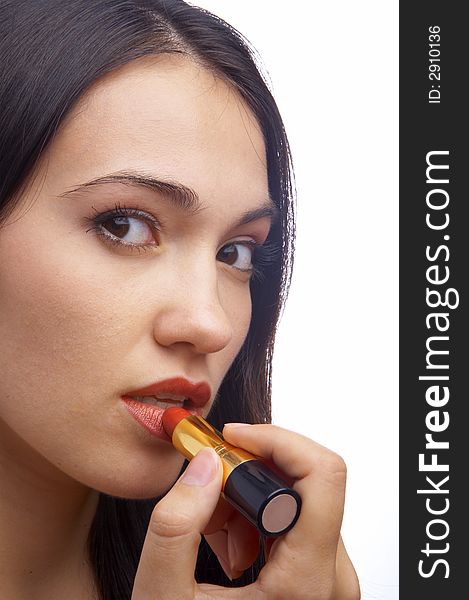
[162,407,301,537]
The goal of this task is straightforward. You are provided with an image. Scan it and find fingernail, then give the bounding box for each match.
[217,555,234,581]
[180,447,218,487]
[217,554,243,581]
[227,530,240,574]
[224,422,251,428]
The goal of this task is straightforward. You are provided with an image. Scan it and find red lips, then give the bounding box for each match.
[123,377,211,408]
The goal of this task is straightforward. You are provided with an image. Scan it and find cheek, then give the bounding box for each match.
[0,225,186,498]
[0,210,136,439]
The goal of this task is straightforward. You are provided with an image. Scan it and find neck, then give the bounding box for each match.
[0,421,100,599]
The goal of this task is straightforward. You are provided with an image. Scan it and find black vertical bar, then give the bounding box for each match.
[400,2,467,598]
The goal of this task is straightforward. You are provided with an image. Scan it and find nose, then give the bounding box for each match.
[152,262,234,355]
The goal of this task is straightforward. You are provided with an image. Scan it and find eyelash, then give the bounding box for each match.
[83,202,280,282]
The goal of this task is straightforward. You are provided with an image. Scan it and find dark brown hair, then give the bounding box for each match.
[0,1,296,597]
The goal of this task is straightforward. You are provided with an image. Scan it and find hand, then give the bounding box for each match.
[131,424,360,599]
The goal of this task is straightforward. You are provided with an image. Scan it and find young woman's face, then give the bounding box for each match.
[0,55,273,498]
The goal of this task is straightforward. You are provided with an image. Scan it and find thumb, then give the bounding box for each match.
[132,447,223,600]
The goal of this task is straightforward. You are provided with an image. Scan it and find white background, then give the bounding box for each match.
[192,2,398,599]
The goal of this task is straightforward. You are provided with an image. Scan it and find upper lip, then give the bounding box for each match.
[123,377,212,408]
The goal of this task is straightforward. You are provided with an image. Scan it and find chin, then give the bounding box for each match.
[82,458,185,500]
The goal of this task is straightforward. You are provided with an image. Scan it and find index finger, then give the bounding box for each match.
[224,423,346,483]
[222,424,347,590]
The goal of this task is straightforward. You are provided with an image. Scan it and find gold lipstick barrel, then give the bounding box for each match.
[169,412,302,537]
[171,414,254,489]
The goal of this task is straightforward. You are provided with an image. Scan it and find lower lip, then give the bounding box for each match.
[122,397,200,441]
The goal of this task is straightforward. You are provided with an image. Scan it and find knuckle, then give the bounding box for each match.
[318,451,347,485]
[150,506,194,539]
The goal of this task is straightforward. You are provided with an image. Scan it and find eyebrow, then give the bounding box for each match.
[57,170,280,228]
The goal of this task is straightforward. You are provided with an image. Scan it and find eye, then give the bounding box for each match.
[84,203,160,253]
[217,241,256,273]
[101,215,154,246]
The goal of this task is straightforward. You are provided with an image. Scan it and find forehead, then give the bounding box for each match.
[44,54,269,209]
